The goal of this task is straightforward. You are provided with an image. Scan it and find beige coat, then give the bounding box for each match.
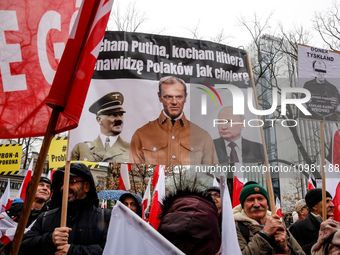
[70,136,130,163]
[233,204,305,255]
[129,111,218,165]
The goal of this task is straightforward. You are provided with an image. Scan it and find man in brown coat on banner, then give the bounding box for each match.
[129,76,218,165]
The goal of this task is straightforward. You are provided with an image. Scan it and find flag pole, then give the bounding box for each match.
[10,107,61,255]
[60,131,71,227]
[320,121,327,221]
[247,53,276,213]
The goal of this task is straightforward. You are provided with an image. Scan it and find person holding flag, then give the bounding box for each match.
[19,163,111,255]
[0,177,51,254]
[233,181,304,254]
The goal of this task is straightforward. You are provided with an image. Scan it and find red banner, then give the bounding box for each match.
[0,0,79,138]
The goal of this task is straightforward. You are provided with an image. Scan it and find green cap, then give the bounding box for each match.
[239,181,269,207]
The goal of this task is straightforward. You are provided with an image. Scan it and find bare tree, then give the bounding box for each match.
[108,1,148,32]
[314,1,340,52]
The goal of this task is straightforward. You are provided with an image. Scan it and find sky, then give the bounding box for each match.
[109,0,336,49]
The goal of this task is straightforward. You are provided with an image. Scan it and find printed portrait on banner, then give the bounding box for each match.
[298,45,340,122]
[68,31,257,165]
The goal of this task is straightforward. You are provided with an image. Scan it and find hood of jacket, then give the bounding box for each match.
[51,163,99,208]
[158,188,221,255]
[233,204,271,225]
[119,192,143,217]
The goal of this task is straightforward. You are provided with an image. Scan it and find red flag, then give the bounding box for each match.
[0,0,79,138]
[0,179,12,213]
[149,165,165,230]
[142,178,152,220]
[333,182,340,221]
[232,176,244,208]
[118,164,131,190]
[15,160,32,201]
[307,175,315,190]
[275,197,283,219]
[46,0,115,133]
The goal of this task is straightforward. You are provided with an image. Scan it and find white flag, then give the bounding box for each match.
[103,201,184,255]
[220,174,242,255]
[0,179,11,213]
[212,173,219,187]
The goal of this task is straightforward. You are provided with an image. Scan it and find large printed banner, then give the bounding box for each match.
[69,31,264,165]
[298,44,340,121]
[0,144,22,174]
[0,0,79,138]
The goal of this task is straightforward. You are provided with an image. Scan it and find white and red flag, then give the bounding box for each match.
[118,164,131,191]
[275,197,283,220]
[0,179,11,213]
[0,0,79,138]
[0,0,114,138]
[15,160,33,201]
[149,165,165,230]
[142,178,152,220]
[101,199,107,209]
[307,175,315,190]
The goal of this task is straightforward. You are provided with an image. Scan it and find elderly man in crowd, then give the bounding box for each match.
[19,163,111,255]
[233,181,304,254]
[290,188,334,255]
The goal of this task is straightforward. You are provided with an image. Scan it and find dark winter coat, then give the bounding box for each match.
[289,212,321,255]
[158,189,221,255]
[19,163,111,255]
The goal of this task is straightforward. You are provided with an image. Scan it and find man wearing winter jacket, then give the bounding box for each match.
[19,163,111,255]
[233,181,305,255]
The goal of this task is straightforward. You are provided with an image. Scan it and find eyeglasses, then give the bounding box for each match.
[210,193,220,198]
[60,179,87,186]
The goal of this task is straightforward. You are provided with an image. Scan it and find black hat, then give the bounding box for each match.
[305,188,332,209]
[26,176,52,194]
[89,92,125,116]
[204,186,220,194]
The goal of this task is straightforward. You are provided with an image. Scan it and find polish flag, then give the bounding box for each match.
[118,164,131,190]
[149,165,165,230]
[47,169,56,183]
[232,176,244,208]
[0,179,12,213]
[307,175,315,190]
[101,199,107,209]
[275,197,283,219]
[15,160,33,201]
[142,178,152,220]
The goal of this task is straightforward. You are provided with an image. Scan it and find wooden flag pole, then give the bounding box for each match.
[60,132,71,227]
[320,121,327,221]
[247,53,276,213]
[10,107,61,255]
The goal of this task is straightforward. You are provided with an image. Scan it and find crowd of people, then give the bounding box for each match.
[0,162,338,255]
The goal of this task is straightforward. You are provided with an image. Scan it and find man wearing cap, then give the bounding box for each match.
[71,92,130,163]
[19,163,111,255]
[303,60,340,121]
[205,186,221,216]
[289,188,334,255]
[233,181,304,254]
[0,177,51,254]
[292,199,308,223]
[129,76,218,165]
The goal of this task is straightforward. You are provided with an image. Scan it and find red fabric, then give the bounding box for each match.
[46,0,114,134]
[0,0,78,138]
[19,169,32,201]
[308,180,315,190]
[149,191,161,230]
[333,131,340,166]
[1,235,12,246]
[142,198,148,221]
[333,182,340,221]
[152,165,160,188]
[232,176,244,208]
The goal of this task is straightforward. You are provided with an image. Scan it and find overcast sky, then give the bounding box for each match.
[109,0,336,49]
